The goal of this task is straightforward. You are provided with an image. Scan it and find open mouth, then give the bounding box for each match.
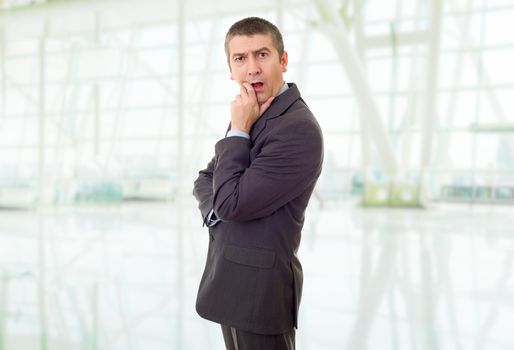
[251,82,264,90]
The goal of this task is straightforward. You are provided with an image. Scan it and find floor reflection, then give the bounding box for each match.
[0,200,513,349]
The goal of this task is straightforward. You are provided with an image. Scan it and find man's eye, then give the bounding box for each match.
[234,57,243,62]
[259,52,268,58]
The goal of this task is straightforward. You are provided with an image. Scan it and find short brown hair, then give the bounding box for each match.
[224,17,284,62]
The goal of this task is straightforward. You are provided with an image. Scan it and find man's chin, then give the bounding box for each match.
[256,92,270,104]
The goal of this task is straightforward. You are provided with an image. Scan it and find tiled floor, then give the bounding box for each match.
[1,199,513,349]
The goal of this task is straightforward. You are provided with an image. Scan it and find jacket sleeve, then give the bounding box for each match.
[212,120,323,222]
[193,156,216,223]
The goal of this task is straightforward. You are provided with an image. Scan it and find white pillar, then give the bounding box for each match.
[0,25,5,120]
[0,270,6,350]
[93,84,100,157]
[314,0,399,177]
[94,12,101,157]
[38,21,48,205]
[276,0,284,30]
[37,19,49,350]
[420,0,442,200]
[176,1,185,349]
[352,0,372,182]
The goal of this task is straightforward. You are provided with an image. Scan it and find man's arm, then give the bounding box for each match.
[193,156,216,223]
[212,119,323,222]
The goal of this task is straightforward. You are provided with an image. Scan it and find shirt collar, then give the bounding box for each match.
[277,82,289,96]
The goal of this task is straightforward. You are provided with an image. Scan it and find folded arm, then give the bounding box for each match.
[212,120,323,222]
[193,156,216,223]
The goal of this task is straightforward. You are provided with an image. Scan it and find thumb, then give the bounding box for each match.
[259,96,275,116]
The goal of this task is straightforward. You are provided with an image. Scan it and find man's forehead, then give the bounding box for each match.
[228,34,275,54]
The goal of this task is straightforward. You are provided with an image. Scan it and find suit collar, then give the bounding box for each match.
[262,83,300,121]
[250,83,301,142]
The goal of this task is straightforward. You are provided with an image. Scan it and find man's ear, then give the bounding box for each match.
[281,51,289,73]
[230,73,234,80]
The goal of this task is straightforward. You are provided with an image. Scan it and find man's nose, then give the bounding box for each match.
[247,57,261,76]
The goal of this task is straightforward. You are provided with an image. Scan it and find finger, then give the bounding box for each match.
[239,85,249,100]
[241,82,256,102]
[259,96,275,116]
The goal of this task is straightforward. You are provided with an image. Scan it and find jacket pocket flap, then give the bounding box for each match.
[224,245,275,269]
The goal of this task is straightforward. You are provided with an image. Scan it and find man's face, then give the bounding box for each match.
[227,34,288,106]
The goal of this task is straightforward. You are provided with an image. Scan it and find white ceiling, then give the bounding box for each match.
[0,0,310,41]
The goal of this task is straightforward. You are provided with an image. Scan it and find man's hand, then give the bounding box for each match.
[230,82,275,134]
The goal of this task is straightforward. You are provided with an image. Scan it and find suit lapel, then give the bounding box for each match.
[250,83,301,143]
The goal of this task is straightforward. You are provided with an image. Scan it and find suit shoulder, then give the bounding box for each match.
[280,99,322,134]
[266,101,323,148]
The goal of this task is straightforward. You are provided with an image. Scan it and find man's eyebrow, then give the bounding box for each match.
[254,47,271,53]
[231,47,272,58]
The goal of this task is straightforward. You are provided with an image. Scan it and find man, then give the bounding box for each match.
[193,17,323,350]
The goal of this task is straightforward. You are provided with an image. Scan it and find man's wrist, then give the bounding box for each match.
[227,129,250,139]
[230,125,251,134]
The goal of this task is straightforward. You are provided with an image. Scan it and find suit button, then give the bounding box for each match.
[209,234,214,242]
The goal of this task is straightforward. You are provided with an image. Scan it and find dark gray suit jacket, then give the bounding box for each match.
[193,83,323,335]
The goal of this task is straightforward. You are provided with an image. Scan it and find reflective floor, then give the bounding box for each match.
[1,199,513,349]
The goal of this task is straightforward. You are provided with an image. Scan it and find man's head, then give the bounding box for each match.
[224,17,284,61]
[225,17,288,106]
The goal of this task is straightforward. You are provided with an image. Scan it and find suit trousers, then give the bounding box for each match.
[221,325,295,350]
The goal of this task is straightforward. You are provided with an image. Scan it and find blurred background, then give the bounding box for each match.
[0,0,513,349]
